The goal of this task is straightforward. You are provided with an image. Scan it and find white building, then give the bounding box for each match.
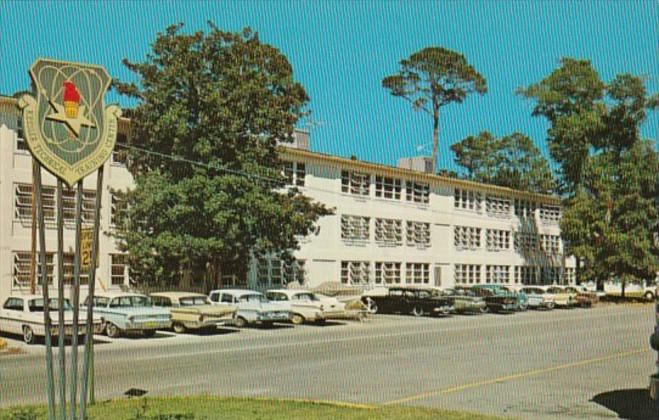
[0,95,575,303]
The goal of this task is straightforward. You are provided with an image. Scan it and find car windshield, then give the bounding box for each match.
[293,293,317,301]
[110,296,151,308]
[239,294,267,303]
[179,296,209,306]
[28,298,73,312]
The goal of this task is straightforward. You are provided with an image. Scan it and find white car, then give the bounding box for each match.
[265,289,348,324]
[0,295,103,344]
[519,287,555,310]
[208,289,291,328]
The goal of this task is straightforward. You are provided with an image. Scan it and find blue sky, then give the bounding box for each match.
[2,1,657,172]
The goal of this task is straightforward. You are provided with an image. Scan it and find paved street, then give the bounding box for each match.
[1,304,656,419]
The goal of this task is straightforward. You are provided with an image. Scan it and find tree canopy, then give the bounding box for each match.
[382,47,486,173]
[113,23,331,288]
[450,131,555,194]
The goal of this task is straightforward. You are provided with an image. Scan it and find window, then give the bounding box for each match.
[455,264,481,284]
[406,263,430,284]
[341,215,370,241]
[454,189,482,211]
[540,235,561,254]
[485,195,511,217]
[152,296,172,307]
[514,232,539,252]
[283,161,305,187]
[486,229,510,251]
[374,262,401,284]
[16,118,28,151]
[256,257,306,286]
[111,133,128,165]
[514,199,536,218]
[539,205,561,224]
[515,266,538,285]
[486,265,510,284]
[341,170,370,196]
[15,183,56,222]
[341,261,370,285]
[62,187,96,224]
[3,298,24,311]
[12,251,54,287]
[375,176,401,200]
[374,218,403,245]
[62,253,89,285]
[220,294,234,304]
[111,193,128,226]
[541,267,562,284]
[111,254,130,285]
[406,221,431,247]
[564,268,576,284]
[454,226,481,250]
[406,181,430,204]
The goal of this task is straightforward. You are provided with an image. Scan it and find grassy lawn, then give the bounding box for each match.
[0,396,507,420]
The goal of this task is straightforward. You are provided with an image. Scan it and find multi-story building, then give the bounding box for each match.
[0,95,575,304]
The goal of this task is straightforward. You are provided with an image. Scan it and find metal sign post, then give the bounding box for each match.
[18,58,121,420]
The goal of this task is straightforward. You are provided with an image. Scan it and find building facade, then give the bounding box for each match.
[0,95,575,303]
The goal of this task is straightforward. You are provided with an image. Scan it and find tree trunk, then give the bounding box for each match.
[432,108,439,174]
[575,256,581,285]
[621,277,626,299]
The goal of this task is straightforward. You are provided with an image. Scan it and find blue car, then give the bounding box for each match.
[84,292,171,338]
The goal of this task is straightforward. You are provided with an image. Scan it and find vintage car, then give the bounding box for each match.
[649,286,659,401]
[0,295,103,344]
[435,288,488,314]
[84,292,171,338]
[265,289,347,325]
[208,289,291,327]
[519,287,556,310]
[560,285,598,307]
[542,286,576,308]
[463,286,517,313]
[497,286,528,311]
[361,286,454,317]
[150,292,237,333]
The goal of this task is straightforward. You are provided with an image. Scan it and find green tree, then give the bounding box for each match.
[521,58,659,293]
[113,23,331,288]
[451,131,555,193]
[382,47,487,173]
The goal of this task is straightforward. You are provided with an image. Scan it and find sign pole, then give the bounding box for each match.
[30,175,37,294]
[34,160,56,420]
[56,179,67,419]
[69,181,83,420]
[81,165,104,416]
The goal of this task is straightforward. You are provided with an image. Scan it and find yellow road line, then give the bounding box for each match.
[383,348,648,406]
[251,396,377,410]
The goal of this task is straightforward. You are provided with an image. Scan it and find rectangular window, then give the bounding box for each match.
[62,187,96,224]
[454,189,482,212]
[454,226,481,250]
[515,266,538,285]
[540,234,561,254]
[541,267,561,284]
[257,257,306,286]
[454,264,481,284]
[111,133,128,165]
[486,229,510,251]
[62,253,89,285]
[341,215,370,241]
[405,181,430,204]
[341,170,370,196]
[12,252,54,287]
[564,267,575,284]
[514,199,536,218]
[341,261,370,285]
[15,184,56,222]
[16,118,28,151]
[111,193,128,226]
[406,263,430,284]
[539,205,561,224]
[485,195,511,217]
[375,176,401,200]
[283,161,306,187]
[256,257,269,285]
[374,218,403,245]
[514,232,539,252]
[374,262,401,284]
[111,254,130,285]
[486,265,510,284]
[406,221,431,247]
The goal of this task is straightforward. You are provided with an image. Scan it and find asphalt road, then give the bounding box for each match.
[1,304,656,419]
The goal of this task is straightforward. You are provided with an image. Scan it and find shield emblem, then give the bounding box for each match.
[18,58,121,187]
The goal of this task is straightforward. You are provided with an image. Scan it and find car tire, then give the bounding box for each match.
[411,306,424,317]
[644,291,655,302]
[291,314,305,325]
[172,322,187,334]
[546,302,555,310]
[519,302,529,311]
[479,306,489,314]
[105,322,121,338]
[364,298,378,314]
[234,317,247,328]
[143,330,156,338]
[22,326,36,345]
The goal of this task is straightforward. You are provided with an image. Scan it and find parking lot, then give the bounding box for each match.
[1,304,656,419]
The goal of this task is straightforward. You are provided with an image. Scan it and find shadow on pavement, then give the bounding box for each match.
[591,388,658,420]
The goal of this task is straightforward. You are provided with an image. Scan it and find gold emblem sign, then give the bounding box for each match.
[18,58,121,187]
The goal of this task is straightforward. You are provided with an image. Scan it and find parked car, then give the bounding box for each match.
[435,288,488,314]
[208,289,291,327]
[361,286,454,317]
[85,292,171,338]
[519,287,556,310]
[463,286,517,313]
[543,286,576,308]
[265,289,347,325]
[560,285,598,307]
[0,295,103,344]
[604,279,658,300]
[150,292,237,333]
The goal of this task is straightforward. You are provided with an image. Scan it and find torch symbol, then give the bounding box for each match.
[63,81,81,118]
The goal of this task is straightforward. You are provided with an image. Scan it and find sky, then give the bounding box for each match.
[2,1,657,172]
